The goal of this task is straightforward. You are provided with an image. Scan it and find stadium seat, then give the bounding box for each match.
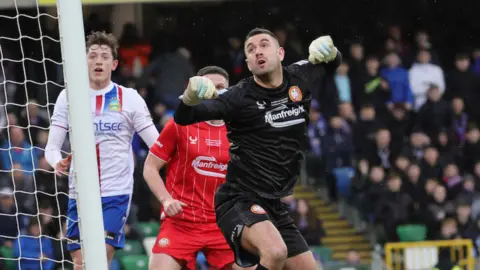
[138,222,160,238]
[119,255,149,270]
[325,264,369,270]
[310,246,333,263]
[0,246,15,270]
[115,240,145,260]
[142,237,157,256]
[196,251,208,269]
[333,167,355,198]
[396,224,427,242]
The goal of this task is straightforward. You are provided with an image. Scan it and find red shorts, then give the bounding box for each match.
[152,218,234,270]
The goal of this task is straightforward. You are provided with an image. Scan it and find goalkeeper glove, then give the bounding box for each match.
[308,35,338,64]
[182,76,218,106]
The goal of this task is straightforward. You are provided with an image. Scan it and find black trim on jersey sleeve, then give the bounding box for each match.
[285,51,342,120]
[326,50,342,71]
[287,51,342,80]
[174,86,243,126]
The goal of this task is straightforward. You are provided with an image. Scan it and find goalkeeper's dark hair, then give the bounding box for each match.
[197,66,229,82]
[86,31,119,59]
[245,28,278,42]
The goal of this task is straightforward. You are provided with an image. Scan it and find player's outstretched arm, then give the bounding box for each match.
[173,101,220,126]
[287,36,342,83]
[308,35,342,69]
[143,153,186,217]
[174,77,239,126]
[174,76,222,126]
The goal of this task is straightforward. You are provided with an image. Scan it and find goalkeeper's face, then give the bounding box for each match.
[87,44,118,86]
[245,34,284,76]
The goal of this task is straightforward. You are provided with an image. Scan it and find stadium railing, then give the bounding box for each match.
[384,239,475,270]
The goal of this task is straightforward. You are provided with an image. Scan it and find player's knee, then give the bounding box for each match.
[72,257,83,269]
[106,244,116,261]
[260,242,288,265]
[70,250,83,269]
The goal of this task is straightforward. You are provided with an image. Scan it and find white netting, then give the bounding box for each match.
[0,2,76,269]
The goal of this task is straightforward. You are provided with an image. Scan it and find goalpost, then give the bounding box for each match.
[0,0,108,269]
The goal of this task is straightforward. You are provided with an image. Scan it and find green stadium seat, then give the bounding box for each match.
[115,240,144,260]
[326,264,369,270]
[0,246,15,270]
[138,222,160,238]
[396,224,427,242]
[310,246,333,262]
[120,255,149,270]
[142,237,156,257]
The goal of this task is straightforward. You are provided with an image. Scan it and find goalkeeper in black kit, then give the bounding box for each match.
[174,28,341,270]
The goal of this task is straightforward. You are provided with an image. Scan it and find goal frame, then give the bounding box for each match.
[56,0,108,269]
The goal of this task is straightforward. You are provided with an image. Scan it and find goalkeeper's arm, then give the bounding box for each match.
[174,88,240,126]
[308,35,342,72]
[174,100,223,126]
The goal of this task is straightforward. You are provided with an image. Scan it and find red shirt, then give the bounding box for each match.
[150,119,230,223]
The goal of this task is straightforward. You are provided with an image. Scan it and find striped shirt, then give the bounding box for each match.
[150,119,229,223]
[51,81,154,198]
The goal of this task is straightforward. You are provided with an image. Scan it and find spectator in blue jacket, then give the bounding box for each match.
[13,217,55,270]
[380,52,414,110]
[322,116,355,201]
[0,186,29,247]
[0,127,39,176]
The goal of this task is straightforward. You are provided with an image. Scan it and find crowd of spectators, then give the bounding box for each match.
[0,2,479,268]
[305,24,480,252]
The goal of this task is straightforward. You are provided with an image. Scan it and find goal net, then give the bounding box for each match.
[0,1,106,269]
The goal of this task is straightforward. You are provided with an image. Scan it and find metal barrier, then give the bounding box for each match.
[384,239,475,270]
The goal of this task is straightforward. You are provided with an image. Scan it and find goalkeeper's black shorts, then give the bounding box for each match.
[214,183,310,267]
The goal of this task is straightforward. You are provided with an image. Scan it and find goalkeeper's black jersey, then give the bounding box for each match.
[174,53,342,199]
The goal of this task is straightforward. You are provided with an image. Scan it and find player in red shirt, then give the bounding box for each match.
[143,66,250,270]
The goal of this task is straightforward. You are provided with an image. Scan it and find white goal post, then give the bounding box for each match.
[0,0,108,269]
[56,0,108,269]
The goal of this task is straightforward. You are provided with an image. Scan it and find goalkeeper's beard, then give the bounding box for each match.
[253,63,283,88]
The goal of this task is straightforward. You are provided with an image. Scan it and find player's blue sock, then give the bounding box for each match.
[256,264,268,270]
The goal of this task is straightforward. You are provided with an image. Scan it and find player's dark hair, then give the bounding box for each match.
[417,48,431,56]
[86,31,119,59]
[455,53,470,61]
[197,66,229,82]
[28,216,41,229]
[365,55,379,62]
[245,27,278,42]
[360,103,375,110]
[467,123,479,132]
[387,172,401,181]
